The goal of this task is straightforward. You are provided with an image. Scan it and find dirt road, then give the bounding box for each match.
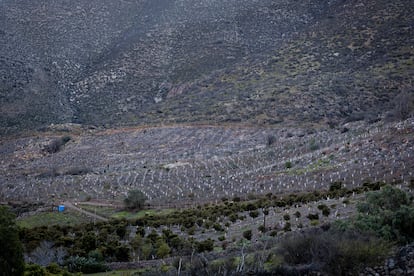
[63,201,109,222]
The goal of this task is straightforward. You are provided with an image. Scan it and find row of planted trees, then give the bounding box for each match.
[18,217,215,274]
[3,180,413,275]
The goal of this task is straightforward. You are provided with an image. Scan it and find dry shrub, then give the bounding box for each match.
[277,228,391,275]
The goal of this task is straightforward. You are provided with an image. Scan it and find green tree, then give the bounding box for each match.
[356,185,414,243]
[124,190,147,210]
[0,206,25,276]
[196,239,214,253]
[156,240,171,258]
[141,242,153,260]
[358,185,410,214]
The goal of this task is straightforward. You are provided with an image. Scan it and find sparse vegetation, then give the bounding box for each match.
[43,136,71,154]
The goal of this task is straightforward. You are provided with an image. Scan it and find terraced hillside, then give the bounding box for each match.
[1,119,413,205]
[1,0,413,135]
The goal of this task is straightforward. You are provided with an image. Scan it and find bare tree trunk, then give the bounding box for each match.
[177,257,182,276]
[258,238,270,272]
[237,242,246,273]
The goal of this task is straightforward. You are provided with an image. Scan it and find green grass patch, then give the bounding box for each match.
[78,205,119,218]
[17,210,90,228]
[213,246,224,253]
[111,208,176,220]
[286,158,336,176]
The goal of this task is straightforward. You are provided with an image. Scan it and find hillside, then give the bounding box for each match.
[1,0,413,135]
[1,1,414,274]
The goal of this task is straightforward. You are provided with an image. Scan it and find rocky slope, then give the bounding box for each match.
[1,0,413,135]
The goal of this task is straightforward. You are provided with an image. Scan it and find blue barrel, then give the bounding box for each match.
[58,205,65,212]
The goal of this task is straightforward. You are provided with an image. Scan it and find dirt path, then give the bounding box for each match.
[63,201,108,222]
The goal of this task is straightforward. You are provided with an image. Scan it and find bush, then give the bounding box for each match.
[318,204,330,217]
[233,197,241,202]
[307,213,319,220]
[46,263,63,274]
[258,224,266,233]
[358,185,410,214]
[43,136,71,154]
[285,161,292,169]
[274,200,287,207]
[322,208,330,217]
[336,234,390,274]
[124,190,147,210]
[196,239,214,253]
[245,203,257,211]
[229,214,239,223]
[66,256,108,274]
[213,223,224,232]
[310,220,319,226]
[283,222,291,232]
[355,185,414,243]
[393,205,414,241]
[140,242,153,260]
[249,210,259,218]
[25,263,48,276]
[156,241,171,258]
[329,181,342,192]
[277,228,390,275]
[243,230,252,240]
